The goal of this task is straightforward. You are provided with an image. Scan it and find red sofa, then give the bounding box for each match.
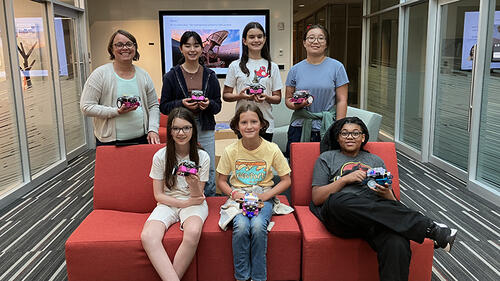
[65,144,301,281]
[290,142,434,281]
[159,113,168,143]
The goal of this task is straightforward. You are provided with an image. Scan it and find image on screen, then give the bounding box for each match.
[462,11,500,70]
[159,10,269,77]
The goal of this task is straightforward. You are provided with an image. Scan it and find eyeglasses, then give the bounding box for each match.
[113,42,135,49]
[172,126,193,134]
[340,131,363,139]
[306,36,326,43]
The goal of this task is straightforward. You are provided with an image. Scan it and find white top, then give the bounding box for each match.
[150,147,210,199]
[224,58,282,133]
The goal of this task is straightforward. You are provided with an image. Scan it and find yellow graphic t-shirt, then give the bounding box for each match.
[216,138,291,188]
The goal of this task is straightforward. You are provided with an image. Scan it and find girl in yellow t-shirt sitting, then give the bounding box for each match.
[216,103,291,281]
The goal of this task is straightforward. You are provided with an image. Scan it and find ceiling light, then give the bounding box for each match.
[298,4,305,8]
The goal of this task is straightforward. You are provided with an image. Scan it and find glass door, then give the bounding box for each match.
[14,0,62,176]
[475,1,500,192]
[54,6,86,157]
[430,0,481,177]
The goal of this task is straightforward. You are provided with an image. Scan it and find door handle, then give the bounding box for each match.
[468,44,477,133]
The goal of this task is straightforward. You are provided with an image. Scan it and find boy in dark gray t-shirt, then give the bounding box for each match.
[310,150,384,221]
[310,117,458,281]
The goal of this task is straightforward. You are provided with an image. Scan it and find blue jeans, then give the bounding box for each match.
[196,119,216,197]
[232,200,273,281]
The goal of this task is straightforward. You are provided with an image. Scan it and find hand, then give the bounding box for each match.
[257,193,269,202]
[253,94,267,103]
[289,98,310,110]
[238,88,253,101]
[183,196,205,207]
[342,170,366,185]
[231,191,245,200]
[117,104,138,114]
[371,183,397,201]
[185,174,202,196]
[147,131,160,144]
[182,98,199,111]
[198,98,210,110]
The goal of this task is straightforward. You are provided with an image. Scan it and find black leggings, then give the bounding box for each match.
[320,192,432,281]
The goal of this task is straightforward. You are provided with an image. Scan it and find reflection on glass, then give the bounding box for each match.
[55,16,85,153]
[367,9,398,137]
[14,0,60,176]
[433,0,479,171]
[400,2,428,150]
[477,2,500,190]
[0,4,23,195]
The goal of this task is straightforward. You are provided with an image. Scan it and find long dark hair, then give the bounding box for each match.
[239,22,272,77]
[230,103,269,138]
[164,107,201,189]
[177,31,206,65]
[327,117,369,151]
[107,29,140,61]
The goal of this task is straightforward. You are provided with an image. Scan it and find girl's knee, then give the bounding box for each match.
[141,228,162,248]
[233,217,250,236]
[182,217,204,243]
[250,217,269,235]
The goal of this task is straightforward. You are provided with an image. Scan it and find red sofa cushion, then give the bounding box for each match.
[290,142,400,206]
[65,210,196,281]
[197,196,301,281]
[295,206,434,281]
[93,144,164,212]
[159,114,168,143]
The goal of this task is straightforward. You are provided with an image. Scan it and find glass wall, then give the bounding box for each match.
[476,0,500,190]
[366,8,398,137]
[432,0,480,171]
[54,15,86,153]
[14,0,61,176]
[0,1,23,195]
[399,2,428,150]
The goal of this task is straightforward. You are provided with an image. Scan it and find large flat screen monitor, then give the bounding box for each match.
[462,11,500,70]
[159,10,269,77]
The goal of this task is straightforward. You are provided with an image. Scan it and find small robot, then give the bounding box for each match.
[290,90,313,104]
[117,95,141,108]
[190,90,205,101]
[246,76,266,95]
[235,192,265,218]
[174,160,199,176]
[364,167,393,189]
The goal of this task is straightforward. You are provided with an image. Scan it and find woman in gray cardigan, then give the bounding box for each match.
[80,29,160,146]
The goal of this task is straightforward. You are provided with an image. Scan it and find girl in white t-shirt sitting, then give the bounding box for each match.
[141,107,210,281]
[223,22,283,142]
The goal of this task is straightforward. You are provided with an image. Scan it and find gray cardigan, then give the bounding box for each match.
[80,63,160,142]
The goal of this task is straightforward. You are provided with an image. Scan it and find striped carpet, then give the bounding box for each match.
[0,149,499,281]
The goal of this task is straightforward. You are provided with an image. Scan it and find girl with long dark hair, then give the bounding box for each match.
[223,22,282,142]
[141,107,209,281]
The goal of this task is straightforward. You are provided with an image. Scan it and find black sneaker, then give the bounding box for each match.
[429,222,457,252]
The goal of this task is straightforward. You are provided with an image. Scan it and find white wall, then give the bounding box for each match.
[87,0,293,121]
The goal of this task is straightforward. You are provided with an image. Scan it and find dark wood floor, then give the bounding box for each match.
[0,149,499,281]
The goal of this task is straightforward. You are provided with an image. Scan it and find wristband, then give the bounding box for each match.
[230,189,238,198]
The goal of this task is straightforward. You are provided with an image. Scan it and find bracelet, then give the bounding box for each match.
[230,189,238,198]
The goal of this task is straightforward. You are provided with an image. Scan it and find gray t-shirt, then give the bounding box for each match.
[309,150,385,221]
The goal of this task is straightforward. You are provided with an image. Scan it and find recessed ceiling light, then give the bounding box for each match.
[298,4,305,8]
